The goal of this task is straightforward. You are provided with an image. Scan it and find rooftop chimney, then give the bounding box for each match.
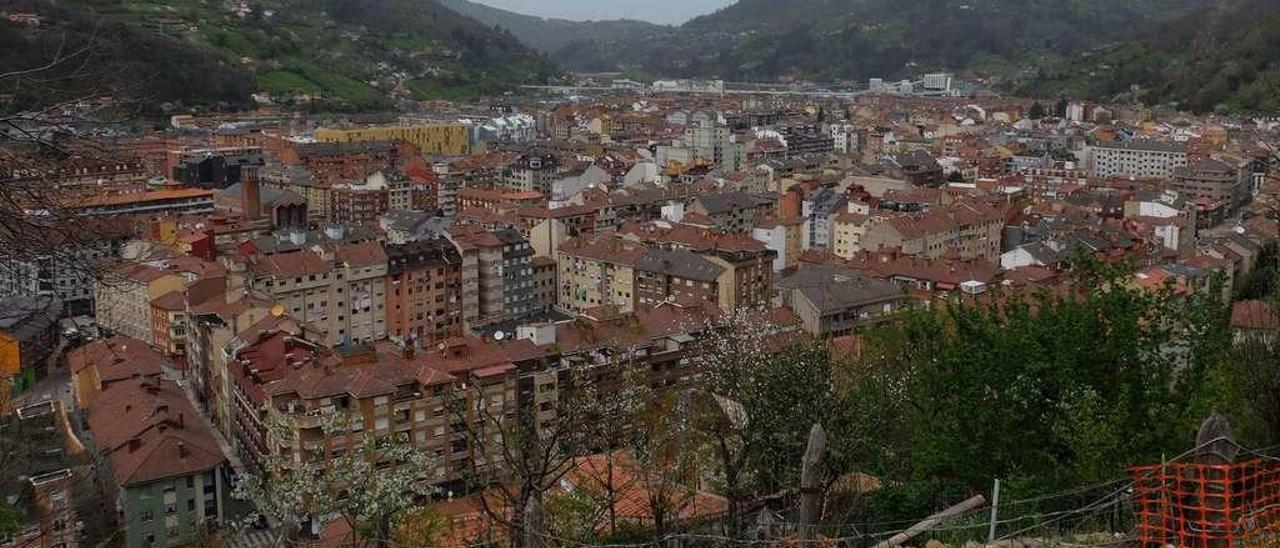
[178,442,189,459]
[128,438,141,452]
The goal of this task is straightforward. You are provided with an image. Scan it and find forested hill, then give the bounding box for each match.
[438,0,669,59]
[477,0,1212,83]
[1015,0,1280,114]
[0,0,558,113]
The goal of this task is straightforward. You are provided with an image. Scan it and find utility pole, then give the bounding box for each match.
[987,478,1001,543]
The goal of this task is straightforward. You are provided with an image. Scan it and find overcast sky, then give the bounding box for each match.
[472,0,735,25]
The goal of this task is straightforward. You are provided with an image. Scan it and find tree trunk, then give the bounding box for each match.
[375,514,392,548]
[522,494,543,548]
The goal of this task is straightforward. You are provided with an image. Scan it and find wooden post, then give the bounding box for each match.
[872,494,987,548]
[799,423,827,540]
[987,478,1001,543]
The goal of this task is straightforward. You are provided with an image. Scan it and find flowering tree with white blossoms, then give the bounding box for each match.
[233,411,437,547]
[688,306,840,539]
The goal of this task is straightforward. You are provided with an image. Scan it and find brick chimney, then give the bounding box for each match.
[242,173,262,220]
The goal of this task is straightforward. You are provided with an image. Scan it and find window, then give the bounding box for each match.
[140,510,154,522]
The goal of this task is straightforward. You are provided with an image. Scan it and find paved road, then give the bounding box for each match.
[14,340,72,409]
[226,527,282,548]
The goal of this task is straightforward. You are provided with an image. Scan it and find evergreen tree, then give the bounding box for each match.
[1029,101,1047,119]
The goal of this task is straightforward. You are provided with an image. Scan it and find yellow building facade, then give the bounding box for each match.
[314,124,470,156]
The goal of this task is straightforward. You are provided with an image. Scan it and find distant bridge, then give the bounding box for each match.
[518,84,869,98]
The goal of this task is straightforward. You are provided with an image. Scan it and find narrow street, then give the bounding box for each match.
[14,339,72,409]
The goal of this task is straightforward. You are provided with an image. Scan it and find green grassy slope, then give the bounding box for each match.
[0,0,558,112]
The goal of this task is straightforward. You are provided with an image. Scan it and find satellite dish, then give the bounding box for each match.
[493,331,506,341]
[270,303,285,316]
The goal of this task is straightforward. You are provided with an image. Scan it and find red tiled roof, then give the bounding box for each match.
[254,251,333,278]
[559,235,647,265]
[68,335,168,387]
[150,290,186,312]
[336,241,387,268]
[1232,300,1279,331]
[87,378,226,486]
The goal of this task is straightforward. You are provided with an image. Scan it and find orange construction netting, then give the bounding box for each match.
[1129,459,1280,547]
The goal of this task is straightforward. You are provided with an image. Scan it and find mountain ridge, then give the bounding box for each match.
[437,0,671,62]
[1014,0,1280,114]
[0,0,558,113]
[458,0,1216,85]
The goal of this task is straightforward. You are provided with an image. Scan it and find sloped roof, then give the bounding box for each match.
[1232,300,1279,331]
[68,334,168,385]
[87,378,226,486]
[0,296,61,343]
[635,248,726,282]
[778,265,905,313]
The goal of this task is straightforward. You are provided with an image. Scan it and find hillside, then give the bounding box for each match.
[438,0,668,60]
[1015,0,1280,114]
[516,0,1213,82]
[0,0,558,113]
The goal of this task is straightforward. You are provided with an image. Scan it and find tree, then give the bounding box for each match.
[455,367,593,548]
[1054,98,1069,118]
[393,506,450,547]
[574,361,652,536]
[846,265,1245,521]
[689,308,842,538]
[631,390,705,542]
[233,412,437,547]
[1028,101,1047,119]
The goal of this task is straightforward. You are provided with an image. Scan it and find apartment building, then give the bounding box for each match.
[861,200,1004,261]
[776,264,907,337]
[556,236,647,314]
[1172,158,1250,210]
[228,330,546,484]
[531,256,557,314]
[447,227,535,327]
[752,216,804,272]
[634,248,725,309]
[386,239,464,345]
[831,208,874,259]
[0,226,129,316]
[801,186,848,251]
[314,124,470,156]
[330,173,391,226]
[95,264,186,346]
[687,192,776,234]
[1087,140,1189,178]
[86,377,230,548]
[248,240,389,346]
[501,153,561,194]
